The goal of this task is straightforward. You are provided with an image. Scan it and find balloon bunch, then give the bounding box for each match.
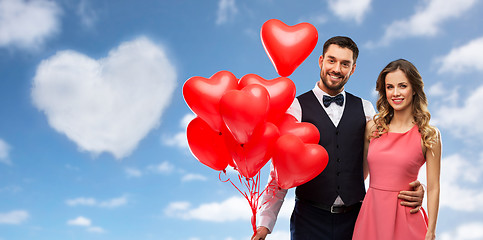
[183,19,328,234]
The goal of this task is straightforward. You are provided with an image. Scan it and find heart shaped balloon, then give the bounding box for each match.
[277,113,320,144]
[224,122,280,178]
[239,74,296,124]
[272,134,328,189]
[183,71,238,132]
[261,19,318,77]
[186,117,231,171]
[220,84,270,144]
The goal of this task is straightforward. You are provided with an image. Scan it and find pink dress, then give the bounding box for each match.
[352,125,428,240]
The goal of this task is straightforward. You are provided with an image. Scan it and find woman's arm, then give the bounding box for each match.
[363,120,375,180]
[424,129,442,240]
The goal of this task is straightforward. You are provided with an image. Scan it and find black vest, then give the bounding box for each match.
[295,90,366,206]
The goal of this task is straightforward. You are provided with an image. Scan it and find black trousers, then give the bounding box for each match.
[290,199,361,240]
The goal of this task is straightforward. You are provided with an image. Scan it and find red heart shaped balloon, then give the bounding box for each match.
[239,74,296,124]
[277,113,320,144]
[187,117,231,171]
[183,71,238,132]
[261,19,318,77]
[272,134,328,189]
[220,84,270,144]
[224,122,280,178]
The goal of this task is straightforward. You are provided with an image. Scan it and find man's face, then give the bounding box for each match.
[318,44,356,96]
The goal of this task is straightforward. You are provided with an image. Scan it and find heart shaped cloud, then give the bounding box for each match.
[31,36,177,158]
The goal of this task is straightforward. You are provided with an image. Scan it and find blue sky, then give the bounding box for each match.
[1,0,483,239]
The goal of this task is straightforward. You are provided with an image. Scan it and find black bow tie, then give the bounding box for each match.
[323,94,344,107]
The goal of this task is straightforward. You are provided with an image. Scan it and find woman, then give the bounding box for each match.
[352,59,441,240]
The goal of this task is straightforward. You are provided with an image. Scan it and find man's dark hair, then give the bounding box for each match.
[322,36,359,63]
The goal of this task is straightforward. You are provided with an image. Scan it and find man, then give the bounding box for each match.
[251,36,424,240]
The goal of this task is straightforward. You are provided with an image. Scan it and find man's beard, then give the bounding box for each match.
[320,71,349,92]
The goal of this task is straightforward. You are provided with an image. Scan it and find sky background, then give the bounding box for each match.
[1,0,483,239]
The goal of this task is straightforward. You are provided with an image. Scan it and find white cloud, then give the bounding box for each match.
[87,226,105,233]
[67,216,105,233]
[437,154,483,212]
[31,36,177,159]
[180,113,196,128]
[76,0,97,28]
[162,132,188,149]
[165,201,190,214]
[368,0,478,47]
[67,216,91,226]
[66,197,96,206]
[432,84,483,140]
[66,195,127,208]
[437,36,483,74]
[165,196,252,222]
[427,82,460,108]
[427,82,447,97]
[327,0,371,24]
[370,88,378,99]
[216,0,238,25]
[128,161,204,179]
[128,162,194,178]
[165,194,295,224]
[98,196,127,208]
[440,222,483,240]
[0,0,61,49]
[125,167,143,178]
[0,210,29,224]
[0,138,11,165]
[269,230,290,240]
[181,173,208,182]
[148,161,175,174]
[278,196,295,220]
[161,113,194,149]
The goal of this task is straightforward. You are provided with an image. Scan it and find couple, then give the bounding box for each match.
[252,36,441,240]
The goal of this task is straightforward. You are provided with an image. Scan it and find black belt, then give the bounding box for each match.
[297,197,362,214]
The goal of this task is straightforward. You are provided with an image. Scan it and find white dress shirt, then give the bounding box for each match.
[258,84,376,232]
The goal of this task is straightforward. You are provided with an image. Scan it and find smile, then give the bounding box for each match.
[329,73,342,80]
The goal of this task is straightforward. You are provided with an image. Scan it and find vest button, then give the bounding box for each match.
[337,172,340,176]
[336,130,339,135]
[337,158,341,162]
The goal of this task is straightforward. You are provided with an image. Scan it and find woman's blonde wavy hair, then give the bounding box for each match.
[372,59,438,150]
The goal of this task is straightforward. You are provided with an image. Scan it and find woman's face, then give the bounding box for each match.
[384,69,414,112]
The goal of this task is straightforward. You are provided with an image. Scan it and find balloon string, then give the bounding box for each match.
[220,170,249,199]
[218,140,280,236]
[218,170,230,183]
[261,177,281,206]
[218,168,265,234]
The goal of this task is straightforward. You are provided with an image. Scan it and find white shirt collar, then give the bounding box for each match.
[312,83,346,103]
[311,83,346,127]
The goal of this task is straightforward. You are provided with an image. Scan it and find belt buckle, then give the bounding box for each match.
[330,205,337,214]
[330,205,345,214]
